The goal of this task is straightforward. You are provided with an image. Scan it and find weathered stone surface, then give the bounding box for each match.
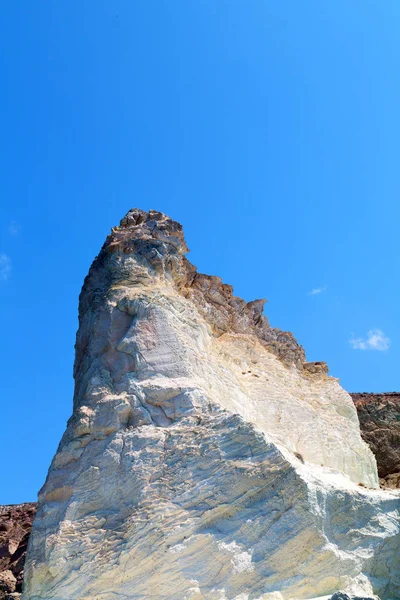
[0,503,36,599]
[1,394,397,596]
[0,570,16,595]
[22,210,399,600]
[351,393,400,488]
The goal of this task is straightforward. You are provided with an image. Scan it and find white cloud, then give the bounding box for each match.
[8,221,19,235]
[308,285,327,296]
[349,329,390,351]
[0,253,12,280]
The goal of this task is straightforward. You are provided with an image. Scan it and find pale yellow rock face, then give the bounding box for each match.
[23,210,399,600]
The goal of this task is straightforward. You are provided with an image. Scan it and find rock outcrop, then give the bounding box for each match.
[2,388,398,597]
[0,503,36,599]
[351,393,400,489]
[22,210,399,600]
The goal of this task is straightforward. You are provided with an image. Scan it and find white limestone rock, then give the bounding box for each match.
[23,210,399,600]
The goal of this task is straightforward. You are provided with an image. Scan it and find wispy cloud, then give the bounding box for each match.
[8,221,19,235]
[349,329,390,351]
[308,285,327,296]
[0,253,12,281]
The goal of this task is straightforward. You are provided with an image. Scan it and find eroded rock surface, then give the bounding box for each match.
[0,503,36,599]
[22,210,399,600]
[351,393,400,489]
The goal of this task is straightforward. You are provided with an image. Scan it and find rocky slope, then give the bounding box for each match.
[1,394,398,597]
[1,392,397,597]
[351,393,400,489]
[21,210,399,600]
[0,503,36,599]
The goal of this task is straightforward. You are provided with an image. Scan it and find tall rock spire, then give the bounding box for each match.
[23,210,399,600]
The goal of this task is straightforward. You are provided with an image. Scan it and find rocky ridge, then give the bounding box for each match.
[18,210,400,599]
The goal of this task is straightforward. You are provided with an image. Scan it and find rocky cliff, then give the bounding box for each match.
[1,395,398,598]
[0,503,36,599]
[351,393,400,489]
[21,210,399,600]
[2,393,398,598]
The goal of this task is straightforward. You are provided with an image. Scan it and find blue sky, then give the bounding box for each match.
[1,1,399,504]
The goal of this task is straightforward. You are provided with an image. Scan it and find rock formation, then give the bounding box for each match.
[351,393,400,489]
[0,503,36,599]
[22,210,399,600]
[1,392,397,598]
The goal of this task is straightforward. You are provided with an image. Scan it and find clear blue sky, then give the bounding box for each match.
[1,1,399,504]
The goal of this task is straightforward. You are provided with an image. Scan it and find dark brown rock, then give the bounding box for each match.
[351,392,400,488]
[303,361,329,375]
[0,504,36,598]
[0,570,16,594]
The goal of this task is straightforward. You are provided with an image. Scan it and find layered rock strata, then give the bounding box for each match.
[351,393,400,489]
[23,210,399,600]
[0,503,36,599]
[1,389,397,596]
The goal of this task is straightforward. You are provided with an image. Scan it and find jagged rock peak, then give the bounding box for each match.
[82,208,308,370]
[118,208,189,251]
